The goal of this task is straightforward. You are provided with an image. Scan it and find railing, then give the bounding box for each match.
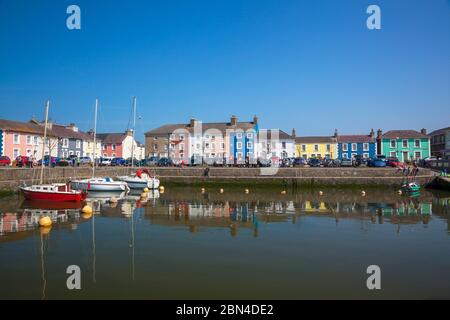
[426,159,450,170]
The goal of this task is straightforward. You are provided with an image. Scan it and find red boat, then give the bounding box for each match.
[20,183,87,202]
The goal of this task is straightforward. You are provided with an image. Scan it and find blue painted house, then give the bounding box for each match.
[0,129,3,156]
[228,115,258,164]
[336,129,377,160]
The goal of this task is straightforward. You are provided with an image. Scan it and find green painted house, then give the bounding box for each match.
[378,129,430,161]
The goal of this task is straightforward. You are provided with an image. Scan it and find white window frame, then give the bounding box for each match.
[342,143,348,151]
[236,133,243,139]
[13,148,20,158]
[236,142,243,150]
[34,136,38,145]
[26,135,31,145]
[62,138,69,148]
[414,139,421,148]
[342,153,348,159]
[112,153,116,157]
[112,144,116,151]
[389,151,396,157]
[363,143,369,151]
[351,143,357,151]
[236,152,243,158]
[247,132,253,139]
[414,151,421,159]
[13,134,20,144]
[363,153,369,159]
[402,139,408,148]
[76,151,80,157]
[390,139,396,148]
[326,144,331,152]
[76,140,81,148]
[301,144,306,152]
[247,142,253,149]
[351,153,357,158]
[314,144,319,152]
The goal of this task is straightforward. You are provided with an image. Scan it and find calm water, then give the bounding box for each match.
[0,187,449,300]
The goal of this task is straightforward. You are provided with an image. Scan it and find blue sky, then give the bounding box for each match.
[0,0,449,141]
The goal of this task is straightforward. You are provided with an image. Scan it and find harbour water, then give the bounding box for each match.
[0,187,449,299]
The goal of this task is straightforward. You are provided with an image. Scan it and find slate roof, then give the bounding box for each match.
[336,135,375,143]
[382,130,428,139]
[50,124,90,140]
[96,133,127,144]
[428,127,450,136]
[257,129,295,140]
[295,136,336,144]
[0,119,57,137]
[145,120,257,136]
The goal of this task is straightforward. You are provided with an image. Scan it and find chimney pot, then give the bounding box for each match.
[230,115,238,126]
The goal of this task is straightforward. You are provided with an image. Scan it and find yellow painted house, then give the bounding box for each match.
[295,136,337,159]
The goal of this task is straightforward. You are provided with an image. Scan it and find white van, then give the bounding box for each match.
[100,157,114,166]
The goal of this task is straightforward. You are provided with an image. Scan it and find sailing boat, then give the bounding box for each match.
[117,97,160,189]
[20,101,87,202]
[71,99,129,192]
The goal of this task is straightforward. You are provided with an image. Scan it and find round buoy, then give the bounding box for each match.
[82,212,92,220]
[220,188,224,194]
[245,188,250,194]
[110,196,118,203]
[319,191,323,196]
[398,190,402,195]
[281,190,287,195]
[39,216,52,227]
[82,205,93,214]
[201,187,205,193]
[361,191,366,196]
[159,186,165,192]
[143,187,149,193]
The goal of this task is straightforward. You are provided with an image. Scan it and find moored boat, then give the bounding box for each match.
[71,177,129,192]
[20,183,87,202]
[117,169,160,189]
[401,182,421,193]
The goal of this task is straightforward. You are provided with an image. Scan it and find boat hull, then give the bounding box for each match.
[71,181,128,192]
[20,187,87,202]
[117,176,160,189]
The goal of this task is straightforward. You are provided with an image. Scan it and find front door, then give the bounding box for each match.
[402,151,408,162]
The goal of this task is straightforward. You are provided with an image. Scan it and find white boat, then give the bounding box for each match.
[71,177,129,192]
[117,170,160,189]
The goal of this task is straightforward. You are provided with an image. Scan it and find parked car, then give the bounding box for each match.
[293,157,307,167]
[257,158,271,167]
[125,157,139,166]
[308,158,322,167]
[100,157,114,166]
[0,156,11,166]
[56,158,70,167]
[323,158,340,167]
[368,157,387,167]
[38,155,58,167]
[111,157,126,166]
[339,158,354,167]
[157,157,174,167]
[386,157,401,167]
[79,156,92,165]
[15,156,32,167]
[353,155,368,167]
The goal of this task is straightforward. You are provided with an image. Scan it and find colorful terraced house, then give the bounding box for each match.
[377,129,430,161]
[294,134,337,159]
[336,129,377,160]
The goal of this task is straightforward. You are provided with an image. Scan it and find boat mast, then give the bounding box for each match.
[131,96,136,170]
[92,99,98,179]
[39,100,49,185]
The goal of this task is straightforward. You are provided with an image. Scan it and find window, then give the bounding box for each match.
[13,134,19,144]
[247,142,253,149]
[180,135,184,140]
[302,154,307,159]
[402,140,408,148]
[325,154,330,158]
[317,154,321,158]
[26,135,31,145]
[103,153,107,157]
[236,142,242,149]
[211,143,215,149]
[76,140,81,148]
[221,143,225,149]
[236,152,243,158]
[351,153,357,158]
[342,153,348,159]
[76,151,80,157]
[342,144,348,151]
[390,139,396,148]
[34,136,38,145]
[153,136,158,140]
[112,144,116,150]
[236,133,242,139]
[414,151,421,159]
[282,142,286,149]
[179,143,184,151]
[314,144,319,152]
[13,149,20,158]
[247,132,253,139]
[205,143,210,149]
[389,151,396,157]
[112,153,116,157]
[62,138,69,147]
[301,145,306,152]
[69,151,74,156]
[351,143,357,151]
[311,154,316,158]
[414,139,420,148]
[196,143,201,150]
[363,153,369,159]
[326,144,331,152]
[26,149,32,156]
[103,144,107,150]
[363,143,369,151]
